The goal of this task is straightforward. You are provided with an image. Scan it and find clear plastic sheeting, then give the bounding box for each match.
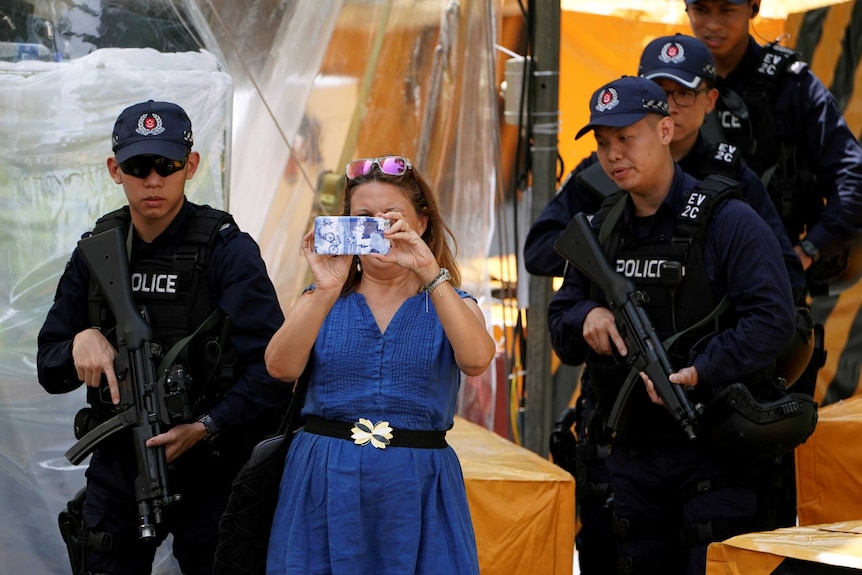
[206,0,501,309]
[0,48,231,575]
[1,0,500,573]
[200,0,345,302]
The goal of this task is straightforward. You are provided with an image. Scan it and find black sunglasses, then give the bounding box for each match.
[119,155,188,179]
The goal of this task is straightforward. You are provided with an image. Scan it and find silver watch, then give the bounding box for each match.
[197,413,220,442]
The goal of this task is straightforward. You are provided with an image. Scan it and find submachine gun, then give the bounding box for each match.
[65,227,192,539]
[554,212,702,440]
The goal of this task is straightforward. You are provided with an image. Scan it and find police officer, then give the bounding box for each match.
[549,76,797,575]
[36,100,292,575]
[525,34,802,294]
[685,0,862,528]
[685,0,862,326]
[684,1,862,294]
[524,35,804,575]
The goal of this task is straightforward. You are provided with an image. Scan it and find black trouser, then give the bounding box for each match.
[573,391,619,575]
[79,445,234,575]
[607,440,762,575]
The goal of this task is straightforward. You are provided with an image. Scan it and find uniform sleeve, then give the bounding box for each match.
[524,156,600,277]
[735,165,806,302]
[796,69,862,259]
[205,226,292,431]
[693,201,796,387]
[36,247,92,394]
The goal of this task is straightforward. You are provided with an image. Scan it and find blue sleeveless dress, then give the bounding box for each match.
[266,290,480,575]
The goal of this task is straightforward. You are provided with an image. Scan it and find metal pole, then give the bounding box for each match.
[523,0,560,456]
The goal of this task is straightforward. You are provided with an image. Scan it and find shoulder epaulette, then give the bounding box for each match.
[788,60,808,75]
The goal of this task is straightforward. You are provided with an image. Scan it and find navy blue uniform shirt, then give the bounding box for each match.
[717,37,862,260]
[548,165,795,388]
[36,198,291,431]
[524,137,805,301]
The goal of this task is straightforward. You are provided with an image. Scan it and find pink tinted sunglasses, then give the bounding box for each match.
[345,156,413,180]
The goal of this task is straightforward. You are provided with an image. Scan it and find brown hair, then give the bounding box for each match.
[340,161,461,295]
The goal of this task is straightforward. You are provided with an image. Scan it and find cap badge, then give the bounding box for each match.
[136,113,166,137]
[659,42,685,64]
[595,87,620,112]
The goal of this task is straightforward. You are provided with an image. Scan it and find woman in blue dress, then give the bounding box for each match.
[265,155,497,575]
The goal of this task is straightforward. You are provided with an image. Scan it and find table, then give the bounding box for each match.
[796,395,862,526]
[707,521,862,573]
[449,416,576,575]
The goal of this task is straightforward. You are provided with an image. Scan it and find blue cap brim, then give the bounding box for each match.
[115,140,190,163]
[575,111,650,140]
[642,69,703,89]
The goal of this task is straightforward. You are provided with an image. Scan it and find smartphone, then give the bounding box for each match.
[313,216,391,255]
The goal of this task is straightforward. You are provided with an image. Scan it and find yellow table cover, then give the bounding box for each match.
[449,416,576,575]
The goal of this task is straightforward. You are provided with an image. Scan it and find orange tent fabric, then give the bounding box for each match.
[558,10,785,175]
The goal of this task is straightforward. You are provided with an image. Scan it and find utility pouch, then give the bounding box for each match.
[73,407,109,440]
[58,487,87,574]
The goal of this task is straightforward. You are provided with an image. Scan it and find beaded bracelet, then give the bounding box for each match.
[422,267,451,293]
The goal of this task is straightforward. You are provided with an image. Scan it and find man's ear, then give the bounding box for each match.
[704,87,719,114]
[106,156,123,184]
[751,3,760,17]
[659,116,675,145]
[185,151,200,180]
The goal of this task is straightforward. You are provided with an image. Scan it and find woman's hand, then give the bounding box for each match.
[372,211,437,281]
[302,231,352,291]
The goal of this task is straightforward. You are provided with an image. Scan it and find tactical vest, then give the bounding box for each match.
[586,176,741,428]
[85,204,236,416]
[713,42,817,241]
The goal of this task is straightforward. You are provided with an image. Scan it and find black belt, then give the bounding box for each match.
[304,415,448,449]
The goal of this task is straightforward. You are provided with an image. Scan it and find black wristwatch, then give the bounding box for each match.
[197,413,220,442]
[800,239,821,264]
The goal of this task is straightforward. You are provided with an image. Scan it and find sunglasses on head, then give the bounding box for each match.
[118,155,188,179]
[345,156,413,180]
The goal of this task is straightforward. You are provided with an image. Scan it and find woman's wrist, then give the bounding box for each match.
[421,267,451,293]
[419,266,442,286]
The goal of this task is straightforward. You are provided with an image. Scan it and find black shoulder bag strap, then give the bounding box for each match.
[213,366,310,575]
